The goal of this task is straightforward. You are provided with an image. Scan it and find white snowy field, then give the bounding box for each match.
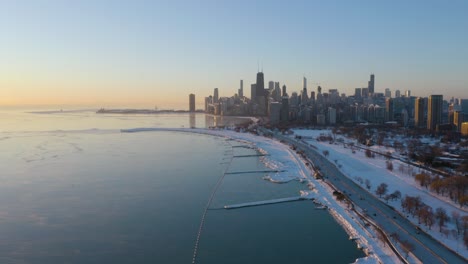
[123,127,401,264]
[292,129,468,259]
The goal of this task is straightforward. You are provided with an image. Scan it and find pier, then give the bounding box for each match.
[232,154,270,158]
[223,196,311,209]
[225,170,286,175]
[231,145,254,149]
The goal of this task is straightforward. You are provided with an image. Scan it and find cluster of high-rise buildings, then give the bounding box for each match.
[194,71,468,134]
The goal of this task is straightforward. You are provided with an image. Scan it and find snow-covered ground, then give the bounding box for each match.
[122,127,401,264]
[292,129,468,259]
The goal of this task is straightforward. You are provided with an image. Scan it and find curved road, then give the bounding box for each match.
[272,131,466,264]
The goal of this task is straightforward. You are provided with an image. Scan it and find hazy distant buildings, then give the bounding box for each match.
[361,88,369,98]
[355,88,362,99]
[204,96,212,112]
[202,71,466,136]
[427,95,443,131]
[395,90,401,98]
[385,88,391,98]
[189,94,195,112]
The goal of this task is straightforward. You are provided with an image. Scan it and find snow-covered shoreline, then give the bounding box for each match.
[121,127,398,263]
[293,128,468,260]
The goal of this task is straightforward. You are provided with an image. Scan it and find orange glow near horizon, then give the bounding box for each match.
[0,84,204,110]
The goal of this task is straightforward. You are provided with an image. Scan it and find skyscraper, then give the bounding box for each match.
[355,88,362,99]
[395,90,401,98]
[368,74,375,94]
[405,90,411,97]
[385,88,391,98]
[251,84,256,101]
[281,96,289,122]
[189,94,195,112]
[301,78,308,104]
[361,88,369,98]
[268,81,274,91]
[454,111,464,132]
[461,99,468,114]
[414,97,425,128]
[282,84,287,97]
[255,71,267,115]
[427,95,443,131]
[256,72,265,98]
[238,80,243,98]
[328,107,336,124]
[274,82,281,101]
[213,88,219,103]
[385,98,394,122]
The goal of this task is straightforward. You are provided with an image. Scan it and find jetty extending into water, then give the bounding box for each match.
[232,154,270,158]
[223,196,312,209]
[225,170,285,175]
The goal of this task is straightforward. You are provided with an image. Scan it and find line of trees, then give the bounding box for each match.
[414,173,468,207]
[401,195,468,248]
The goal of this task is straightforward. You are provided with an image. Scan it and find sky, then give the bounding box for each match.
[1,0,467,109]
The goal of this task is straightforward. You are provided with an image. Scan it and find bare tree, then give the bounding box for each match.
[398,164,405,173]
[365,179,371,190]
[452,211,462,236]
[401,195,422,216]
[384,194,391,203]
[365,149,372,158]
[375,183,388,198]
[415,173,432,189]
[390,190,402,201]
[355,177,364,185]
[386,161,393,171]
[461,215,468,236]
[465,232,468,249]
[441,228,450,238]
[435,207,450,232]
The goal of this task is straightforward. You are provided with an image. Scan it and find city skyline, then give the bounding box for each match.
[1,1,467,109]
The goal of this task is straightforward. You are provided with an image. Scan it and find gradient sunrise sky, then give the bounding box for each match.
[1,0,467,109]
